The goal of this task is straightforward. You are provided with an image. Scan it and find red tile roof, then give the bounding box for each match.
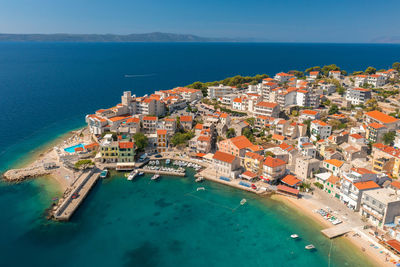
[263,156,286,167]
[119,142,134,149]
[365,110,398,124]
[213,151,236,163]
[180,116,193,122]
[143,116,157,121]
[228,135,254,150]
[277,184,299,195]
[157,130,167,135]
[353,181,379,190]
[281,174,301,186]
[256,101,278,108]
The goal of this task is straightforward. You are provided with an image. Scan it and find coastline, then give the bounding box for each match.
[1,126,86,192]
[1,129,394,267]
[272,194,390,267]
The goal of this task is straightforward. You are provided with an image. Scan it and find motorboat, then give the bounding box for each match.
[138,172,144,176]
[166,159,171,165]
[240,198,247,205]
[291,234,299,239]
[151,174,160,180]
[197,187,205,191]
[305,244,315,250]
[127,170,138,181]
[195,176,204,182]
[100,169,109,178]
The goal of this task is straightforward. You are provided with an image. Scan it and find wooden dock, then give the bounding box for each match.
[321,224,353,239]
[136,168,185,177]
[52,168,100,221]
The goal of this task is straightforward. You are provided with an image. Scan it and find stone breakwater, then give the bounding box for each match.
[2,165,52,182]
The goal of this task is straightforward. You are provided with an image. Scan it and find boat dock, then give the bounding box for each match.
[136,168,185,177]
[321,224,353,239]
[52,168,101,221]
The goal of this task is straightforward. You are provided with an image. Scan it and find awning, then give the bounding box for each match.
[387,239,400,254]
[260,176,270,182]
[241,171,257,180]
[277,184,299,195]
[196,153,206,157]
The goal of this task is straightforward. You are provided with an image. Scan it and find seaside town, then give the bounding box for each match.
[6,63,400,265]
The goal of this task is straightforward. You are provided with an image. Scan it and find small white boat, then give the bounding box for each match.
[138,172,144,176]
[151,174,160,180]
[240,198,247,205]
[291,234,299,239]
[166,159,171,165]
[305,244,315,250]
[127,170,138,181]
[100,169,109,178]
[195,176,204,182]
[197,187,205,191]
[155,160,160,165]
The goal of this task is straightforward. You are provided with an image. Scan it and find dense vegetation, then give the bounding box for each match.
[171,131,195,146]
[133,133,148,151]
[74,159,95,169]
[187,74,270,96]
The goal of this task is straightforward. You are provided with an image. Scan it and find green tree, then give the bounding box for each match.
[226,128,236,138]
[171,131,195,146]
[242,128,255,143]
[328,104,339,115]
[74,159,94,169]
[245,117,255,126]
[305,66,321,73]
[133,133,148,151]
[292,70,305,78]
[383,131,396,145]
[392,62,400,71]
[321,64,341,76]
[365,66,376,75]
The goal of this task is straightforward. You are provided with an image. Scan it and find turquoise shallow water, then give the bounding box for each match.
[1,42,395,266]
[0,169,374,267]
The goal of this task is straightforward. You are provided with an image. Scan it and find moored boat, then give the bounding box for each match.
[195,176,204,182]
[127,170,138,181]
[151,174,160,180]
[305,244,315,250]
[291,234,299,239]
[100,169,109,178]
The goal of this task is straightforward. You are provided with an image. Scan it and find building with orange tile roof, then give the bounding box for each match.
[253,101,280,117]
[212,151,240,178]
[311,120,332,141]
[365,110,399,130]
[156,130,167,153]
[281,174,302,188]
[217,135,254,158]
[262,156,286,182]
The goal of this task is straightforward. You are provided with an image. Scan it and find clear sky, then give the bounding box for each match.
[1,0,400,42]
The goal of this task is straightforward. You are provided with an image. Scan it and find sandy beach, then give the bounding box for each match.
[273,193,396,267]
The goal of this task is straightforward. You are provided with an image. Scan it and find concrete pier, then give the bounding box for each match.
[321,224,352,239]
[52,168,101,221]
[136,168,185,177]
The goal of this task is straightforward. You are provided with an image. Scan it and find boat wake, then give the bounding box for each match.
[124,73,156,78]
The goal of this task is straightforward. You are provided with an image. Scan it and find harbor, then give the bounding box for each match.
[51,168,101,221]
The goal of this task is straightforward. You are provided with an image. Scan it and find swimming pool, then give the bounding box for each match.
[64,143,85,153]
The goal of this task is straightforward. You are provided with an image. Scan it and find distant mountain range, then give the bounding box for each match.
[0,32,252,42]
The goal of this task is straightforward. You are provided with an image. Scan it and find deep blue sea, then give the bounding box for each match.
[1,42,399,266]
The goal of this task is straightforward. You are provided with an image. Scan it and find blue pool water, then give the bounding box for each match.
[64,143,85,153]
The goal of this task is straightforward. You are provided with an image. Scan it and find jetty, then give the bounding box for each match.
[52,168,101,221]
[136,168,185,177]
[321,224,352,239]
[2,164,54,181]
